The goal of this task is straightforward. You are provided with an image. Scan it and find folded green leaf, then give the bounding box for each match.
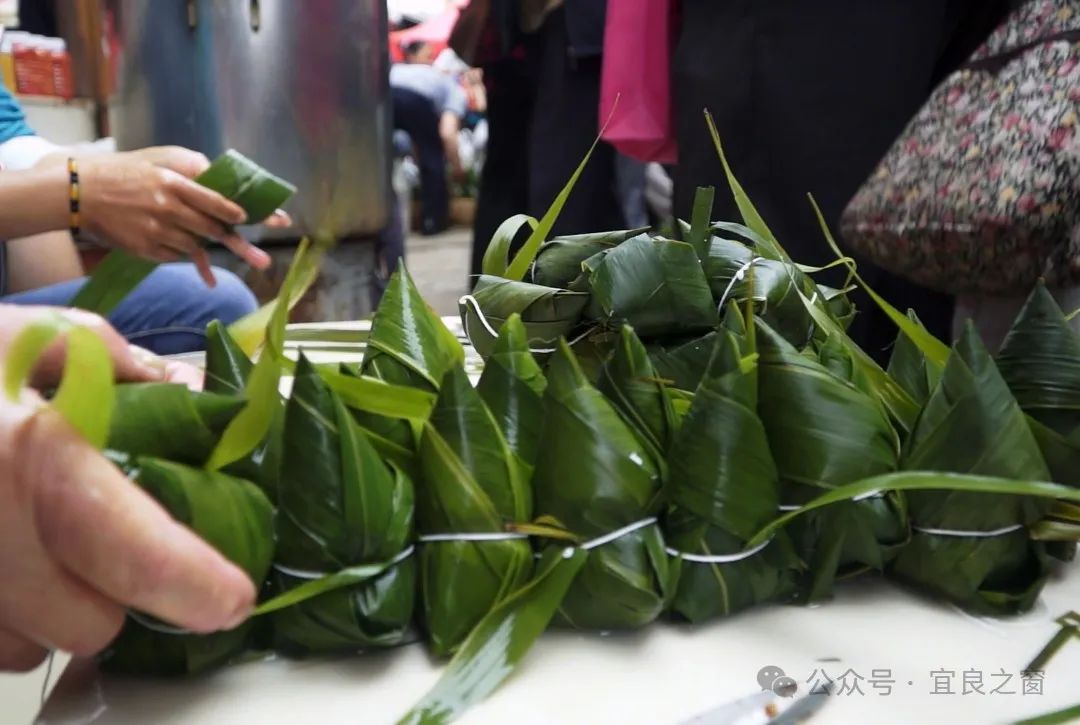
[416,366,533,656]
[531,229,647,289]
[108,383,243,465]
[102,456,274,675]
[532,340,668,629]
[399,546,588,725]
[462,276,588,358]
[362,262,464,391]
[583,235,716,338]
[893,323,1054,615]
[475,314,547,479]
[271,355,415,652]
[69,251,158,316]
[204,320,284,501]
[596,326,676,465]
[757,320,904,601]
[665,331,799,621]
[3,314,116,448]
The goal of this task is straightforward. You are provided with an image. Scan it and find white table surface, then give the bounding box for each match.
[35,563,1080,725]
[12,319,1080,724]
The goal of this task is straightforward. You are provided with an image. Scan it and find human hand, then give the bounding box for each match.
[0,308,252,671]
[77,146,281,287]
[0,305,204,391]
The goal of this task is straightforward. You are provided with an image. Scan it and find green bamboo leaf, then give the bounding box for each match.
[748,472,1080,547]
[69,251,157,316]
[583,236,717,337]
[892,324,1055,614]
[227,236,327,358]
[194,149,297,224]
[1013,703,1080,725]
[481,214,538,278]
[73,150,295,316]
[204,320,284,501]
[102,455,274,675]
[320,369,436,420]
[756,319,904,600]
[807,194,950,368]
[665,331,799,621]
[52,327,115,448]
[475,314,547,476]
[532,340,668,629]
[363,262,464,390]
[704,112,785,262]
[253,555,412,616]
[596,325,676,463]
[531,228,647,289]
[207,240,321,471]
[108,384,243,465]
[502,131,607,282]
[687,186,715,262]
[3,313,115,448]
[998,283,1080,440]
[271,355,415,652]
[461,276,588,358]
[398,546,588,725]
[886,310,941,407]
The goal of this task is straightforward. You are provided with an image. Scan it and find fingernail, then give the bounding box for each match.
[129,345,167,379]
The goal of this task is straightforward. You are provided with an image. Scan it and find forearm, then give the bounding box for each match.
[439,113,463,171]
[0,164,70,240]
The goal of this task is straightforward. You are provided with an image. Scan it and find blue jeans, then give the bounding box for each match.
[2,264,258,355]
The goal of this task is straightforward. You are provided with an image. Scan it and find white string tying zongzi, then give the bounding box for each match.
[272,544,417,580]
[778,488,886,512]
[574,516,658,552]
[128,547,420,636]
[418,532,530,543]
[912,523,1026,538]
[665,536,773,564]
[458,294,602,355]
[716,257,763,313]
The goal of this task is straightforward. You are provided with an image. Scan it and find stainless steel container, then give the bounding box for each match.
[105,0,391,240]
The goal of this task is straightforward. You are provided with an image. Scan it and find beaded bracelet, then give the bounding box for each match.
[67,157,80,240]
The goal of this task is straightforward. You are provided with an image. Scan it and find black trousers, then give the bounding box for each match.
[471,58,536,278]
[392,86,449,233]
[526,8,625,238]
[672,0,1010,359]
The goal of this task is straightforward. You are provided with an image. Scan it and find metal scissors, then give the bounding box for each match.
[678,684,832,725]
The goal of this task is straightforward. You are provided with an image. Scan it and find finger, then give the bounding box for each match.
[166,200,231,243]
[21,409,256,633]
[0,629,47,672]
[221,233,271,270]
[18,308,164,388]
[264,209,292,228]
[190,247,217,288]
[169,175,245,225]
[141,146,211,178]
[163,360,205,391]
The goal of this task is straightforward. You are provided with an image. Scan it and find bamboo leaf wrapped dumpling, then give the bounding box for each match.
[891,323,1054,615]
[531,229,646,289]
[475,314,547,481]
[271,355,416,652]
[106,384,243,466]
[204,320,285,502]
[664,330,800,621]
[461,276,589,359]
[100,456,274,675]
[756,320,906,602]
[362,262,464,391]
[582,235,717,338]
[531,340,670,629]
[416,366,533,656]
